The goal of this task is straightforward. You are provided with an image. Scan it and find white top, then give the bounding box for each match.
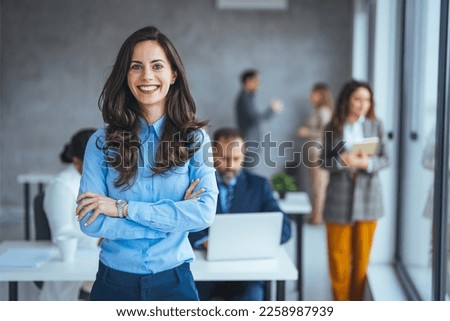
[43,166,97,249]
[343,116,374,172]
[343,116,366,151]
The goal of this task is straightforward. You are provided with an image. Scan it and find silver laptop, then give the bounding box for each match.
[206,212,283,261]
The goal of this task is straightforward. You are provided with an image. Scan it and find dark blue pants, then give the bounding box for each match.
[89,261,199,301]
[195,281,265,301]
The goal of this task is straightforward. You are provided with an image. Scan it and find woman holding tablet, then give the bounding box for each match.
[322,79,388,300]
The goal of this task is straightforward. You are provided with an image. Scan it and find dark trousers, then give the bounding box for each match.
[195,281,265,301]
[89,261,199,301]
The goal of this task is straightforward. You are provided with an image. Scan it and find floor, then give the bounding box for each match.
[0,209,332,301]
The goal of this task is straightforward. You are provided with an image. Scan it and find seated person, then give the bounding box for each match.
[39,129,98,300]
[189,127,292,301]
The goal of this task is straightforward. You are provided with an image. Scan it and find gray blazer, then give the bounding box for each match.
[322,119,389,224]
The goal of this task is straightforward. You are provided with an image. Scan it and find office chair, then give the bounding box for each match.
[34,192,51,241]
[33,192,51,289]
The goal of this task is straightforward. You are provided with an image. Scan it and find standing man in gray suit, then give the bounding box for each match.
[235,69,282,168]
[322,80,389,301]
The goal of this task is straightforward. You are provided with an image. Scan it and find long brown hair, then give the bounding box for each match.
[327,80,376,135]
[98,26,208,188]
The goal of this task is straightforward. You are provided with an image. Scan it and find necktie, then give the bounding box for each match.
[225,184,234,213]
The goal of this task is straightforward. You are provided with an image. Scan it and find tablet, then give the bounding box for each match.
[351,137,379,155]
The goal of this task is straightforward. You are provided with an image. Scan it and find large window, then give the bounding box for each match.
[397,0,449,301]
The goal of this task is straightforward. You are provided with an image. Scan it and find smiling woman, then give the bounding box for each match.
[322,79,389,301]
[75,26,218,301]
[127,41,176,114]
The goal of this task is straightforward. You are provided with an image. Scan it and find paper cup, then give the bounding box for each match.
[56,236,78,262]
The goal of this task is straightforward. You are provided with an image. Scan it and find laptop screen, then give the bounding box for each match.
[206,212,283,261]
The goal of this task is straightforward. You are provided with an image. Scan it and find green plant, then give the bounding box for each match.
[271,172,297,193]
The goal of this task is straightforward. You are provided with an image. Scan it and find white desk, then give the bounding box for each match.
[0,241,99,301]
[17,173,55,240]
[278,192,312,214]
[0,241,297,301]
[192,248,297,300]
[278,191,312,300]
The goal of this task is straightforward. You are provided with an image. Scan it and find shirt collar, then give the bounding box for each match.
[357,116,366,124]
[139,115,166,139]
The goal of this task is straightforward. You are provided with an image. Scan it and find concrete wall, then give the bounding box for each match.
[0,0,353,210]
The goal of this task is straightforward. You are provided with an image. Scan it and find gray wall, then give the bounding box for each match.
[0,0,353,209]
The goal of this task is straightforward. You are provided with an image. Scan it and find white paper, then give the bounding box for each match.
[0,247,58,268]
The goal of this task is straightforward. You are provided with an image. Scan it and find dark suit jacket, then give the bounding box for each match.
[189,170,292,247]
[235,90,274,142]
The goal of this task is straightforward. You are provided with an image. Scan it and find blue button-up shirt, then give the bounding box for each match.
[79,116,218,274]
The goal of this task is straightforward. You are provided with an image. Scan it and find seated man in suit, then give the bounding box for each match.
[189,127,292,301]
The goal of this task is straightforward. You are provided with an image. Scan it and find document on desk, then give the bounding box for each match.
[0,247,58,268]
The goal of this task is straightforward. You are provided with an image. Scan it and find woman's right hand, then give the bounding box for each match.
[184,178,205,201]
[341,152,354,168]
[341,152,369,170]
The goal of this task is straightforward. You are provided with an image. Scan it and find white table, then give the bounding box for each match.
[0,241,99,300]
[278,191,312,300]
[17,173,55,240]
[0,241,297,301]
[192,247,297,300]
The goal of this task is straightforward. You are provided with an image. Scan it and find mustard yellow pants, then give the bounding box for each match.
[326,221,377,301]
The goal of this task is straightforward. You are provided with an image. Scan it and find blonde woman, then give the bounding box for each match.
[298,83,334,224]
